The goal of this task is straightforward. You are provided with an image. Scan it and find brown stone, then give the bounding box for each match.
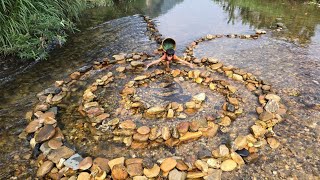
[177,122,189,134]
[231,152,245,166]
[93,113,109,123]
[219,116,231,127]
[70,72,81,80]
[228,97,239,106]
[78,157,93,170]
[220,159,237,171]
[122,87,136,95]
[211,63,223,70]
[251,125,267,138]
[112,164,128,180]
[127,163,143,177]
[246,83,256,91]
[108,157,125,170]
[187,171,205,178]
[25,120,41,133]
[267,137,280,149]
[259,111,274,121]
[48,139,63,149]
[131,141,148,149]
[195,160,209,172]
[189,121,200,132]
[256,107,264,114]
[162,126,171,140]
[119,120,136,130]
[93,157,110,172]
[133,133,149,142]
[116,66,126,72]
[77,172,91,180]
[179,131,202,142]
[35,125,56,143]
[137,126,150,135]
[176,160,188,171]
[37,160,54,177]
[143,164,160,178]
[125,158,143,166]
[165,138,180,147]
[172,69,181,77]
[160,158,177,172]
[234,135,247,150]
[47,146,75,163]
[149,127,161,140]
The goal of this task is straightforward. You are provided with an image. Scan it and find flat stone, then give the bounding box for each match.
[195,160,209,172]
[169,169,187,180]
[108,157,125,170]
[77,172,90,180]
[231,152,245,166]
[113,54,125,61]
[125,158,143,166]
[211,63,223,70]
[185,101,196,109]
[192,93,206,102]
[206,169,222,180]
[219,116,231,127]
[83,102,99,110]
[265,94,281,102]
[220,159,237,171]
[146,106,165,115]
[219,145,230,157]
[127,163,143,177]
[167,109,174,118]
[64,154,83,170]
[251,125,267,138]
[133,176,148,180]
[122,87,136,95]
[207,158,221,169]
[134,75,148,81]
[172,69,181,77]
[259,111,274,121]
[25,120,41,133]
[160,158,177,172]
[143,164,160,178]
[228,97,239,106]
[131,141,148,149]
[131,61,144,67]
[234,135,247,150]
[267,137,280,149]
[179,131,202,142]
[137,126,150,135]
[177,122,189,134]
[70,72,81,80]
[133,133,149,142]
[149,127,161,140]
[93,157,110,172]
[133,54,141,60]
[208,58,219,63]
[47,146,75,164]
[162,126,171,140]
[112,164,128,180]
[187,171,205,178]
[116,66,126,72]
[112,129,134,136]
[37,160,54,177]
[232,74,243,81]
[176,160,188,171]
[119,120,136,130]
[48,139,63,149]
[197,148,212,159]
[265,100,279,113]
[35,125,56,143]
[78,157,92,170]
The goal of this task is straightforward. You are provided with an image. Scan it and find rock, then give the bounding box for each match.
[171,127,180,139]
[232,74,243,81]
[119,120,136,130]
[77,172,91,180]
[207,158,221,169]
[208,58,219,63]
[267,137,280,149]
[160,158,177,172]
[149,127,161,140]
[137,126,150,135]
[192,93,206,102]
[134,75,148,81]
[47,146,75,164]
[172,69,181,77]
[78,157,92,170]
[179,131,202,142]
[70,72,81,80]
[265,100,279,113]
[176,160,188,171]
[209,83,216,90]
[37,160,54,177]
[93,157,110,172]
[256,107,264,114]
[131,61,144,67]
[226,103,235,112]
[55,81,64,87]
[83,90,96,102]
[25,120,41,133]
[143,164,160,178]
[122,87,135,95]
[113,129,134,136]
[234,136,247,150]
[235,149,250,157]
[133,133,149,142]
[131,141,148,149]
[251,125,267,138]
[116,66,126,72]
[189,121,200,132]
[83,102,99,110]
[187,171,205,178]
[113,54,125,61]
[219,116,231,127]
[35,125,56,143]
[210,63,223,70]
[195,160,209,172]
[169,169,187,180]
[162,126,171,140]
[48,139,63,149]
[125,158,143,166]
[133,176,148,180]
[195,77,203,84]
[185,101,196,109]
[220,159,237,171]
[146,106,165,115]
[167,109,174,118]
[219,145,230,157]
[265,94,281,102]
[259,111,274,122]
[127,163,143,177]
[112,164,128,180]
[228,97,239,106]
[64,154,83,170]
[230,152,245,166]
[108,157,125,170]
[177,122,189,134]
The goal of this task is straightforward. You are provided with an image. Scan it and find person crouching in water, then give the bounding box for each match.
[145,48,194,71]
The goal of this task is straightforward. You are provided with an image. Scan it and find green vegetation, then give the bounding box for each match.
[0,0,87,60]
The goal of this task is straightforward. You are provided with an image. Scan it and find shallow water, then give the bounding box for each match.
[0,0,319,178]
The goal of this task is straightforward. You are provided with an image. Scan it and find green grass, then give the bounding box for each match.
[0,0,87,60]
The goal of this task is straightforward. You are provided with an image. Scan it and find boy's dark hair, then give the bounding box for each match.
[166,48,175,56]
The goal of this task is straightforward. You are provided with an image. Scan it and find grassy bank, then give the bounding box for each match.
[0,0,87,60]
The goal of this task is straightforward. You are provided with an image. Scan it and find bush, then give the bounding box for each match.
[0,0,86,60]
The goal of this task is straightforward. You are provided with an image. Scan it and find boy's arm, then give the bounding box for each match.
[175,56,194,68]
[145,58,162,69]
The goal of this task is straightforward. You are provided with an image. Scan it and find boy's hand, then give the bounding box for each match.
[189,64,194,68]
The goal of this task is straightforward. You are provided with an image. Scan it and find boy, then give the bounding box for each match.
[145,48,194,71]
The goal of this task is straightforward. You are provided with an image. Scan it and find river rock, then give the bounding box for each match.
[265,100,279,113]
[47,146,75,163]
[185,101,196,109]
[208,58,218,63]
[116,66,126,72]
[193,93,206,102]
[25,120,41,133]
[160,158,177,172]
[211,63,223,70]
[133,176,148,180]
[232,74,243,81]
[133,133,149,142]
[207,158,221,168]
[35,125,56,143]
[78,157,92,170]
[70,72,81,80]
[234,135,247,150]
[172,69,181,77]
[220,159,237,171]
[108,157,125,170]
[146,106,165,115]
[251,125,267,138]
[265,94,281,102]
[127,163,143,177]
[48,139,63,149]
[112,164,128,180]
[37,160,54,177]
[119,120,136,129]
[113,54,125,61]
[134,75,148,81]
[64,154,83,170]
[228,97,239,106]
[167,109,174,118]
[162,126,171,140]
[177,122,189,134]
[77,172,90,180]
[93,157,110,172]
[259,111,273,121]
[83,90,96,102]
[172,127,180,139]
[122,87,135,95]
[187,171,205,178]
[230,152,245,166]
[143,164,160,178]
[169,169,187,180]
[113,129,134,136]
[197,148,212,159]
[219,116,231,127]
[179,131,202,142]
[267,137,280,149]
[195,160,209,172]
[137,126,150,135]
[176,160,188,171]
[131,61,144,67]
[149,127,161,140]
